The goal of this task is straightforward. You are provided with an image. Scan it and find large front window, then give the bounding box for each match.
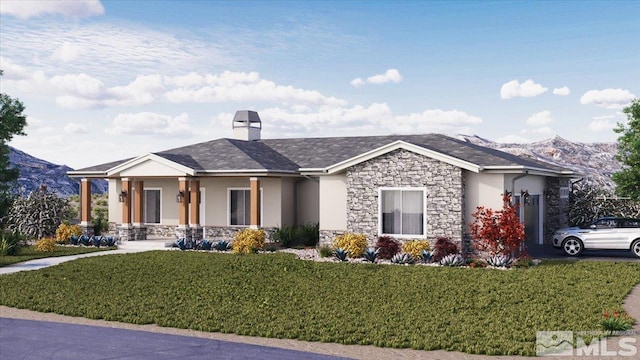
[228,188,262,226]
[379,188,425,236]
[144,189,161,224]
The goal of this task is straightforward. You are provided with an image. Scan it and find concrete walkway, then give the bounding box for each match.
[0,239,171,275]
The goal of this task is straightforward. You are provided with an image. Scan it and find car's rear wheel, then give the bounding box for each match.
[562,237,583,256]
[632,239,640,258]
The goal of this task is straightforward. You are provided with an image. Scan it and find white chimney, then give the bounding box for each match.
[232,110,262,141]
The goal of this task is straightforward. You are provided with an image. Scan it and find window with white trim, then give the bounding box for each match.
[379,188,426,236]
[144,189,161,224]
[228,188,262,226]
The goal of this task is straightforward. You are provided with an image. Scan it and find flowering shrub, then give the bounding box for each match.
[600,310,634,335]
[401,240,430,260]
[333,233,367,258]
[469,193,525,257]
[432,237,459,262]
[232,228,266,254]
[35,237,57,252]
[55,223,82,244]
[375,236,400,259]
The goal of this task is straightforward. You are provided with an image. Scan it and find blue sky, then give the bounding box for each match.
[1,0,638,169]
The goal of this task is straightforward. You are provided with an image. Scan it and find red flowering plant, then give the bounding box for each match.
[469,193,526,257]
[600,310,634,335]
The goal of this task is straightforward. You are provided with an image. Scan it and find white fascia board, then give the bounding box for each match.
[325,140,482,174]
[106,153,195,177]
[482,166,575,177]
[67,171,107,178]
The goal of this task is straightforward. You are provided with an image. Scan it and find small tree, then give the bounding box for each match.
[613,99,640,200]
[469,193,526,257]
[7,185,72,239]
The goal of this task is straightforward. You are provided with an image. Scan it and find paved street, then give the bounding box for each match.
[0,318,349,360]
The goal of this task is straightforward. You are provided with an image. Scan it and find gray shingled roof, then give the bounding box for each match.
[72,133,571,175]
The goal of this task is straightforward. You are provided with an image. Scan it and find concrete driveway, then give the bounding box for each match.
[0,318,349,360]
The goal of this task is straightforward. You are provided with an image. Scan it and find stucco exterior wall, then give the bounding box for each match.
[463,172,504,229]
[296,178,319,225]
[345,149,464,246]
[108,179,121,224]
[280,177,295,227]
[319,174,348,232]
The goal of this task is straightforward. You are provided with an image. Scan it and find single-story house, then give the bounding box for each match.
[69,110,575,249]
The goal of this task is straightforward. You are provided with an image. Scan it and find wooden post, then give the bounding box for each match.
[133,180,144,225]
[80,178,92,225]
[250,177,261,228]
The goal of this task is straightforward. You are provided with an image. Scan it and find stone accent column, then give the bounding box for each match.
[118,178,134,241]
[132,180,147,240]
[189,179,202,241]
[176,177,191,240]
[250,177,261,229]
[79,178,94,236]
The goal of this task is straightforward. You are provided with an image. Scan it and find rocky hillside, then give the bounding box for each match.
[457,135,618,191]
[8,146,107,196]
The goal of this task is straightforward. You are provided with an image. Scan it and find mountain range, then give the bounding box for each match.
[7,135,618,197]
[457,135,618,191]
[8,146,107,196]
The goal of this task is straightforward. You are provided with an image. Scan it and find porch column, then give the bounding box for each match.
[189,179,202,241]
[175,177,192,241]
[80,178,94,236]
[250,177,261,229]
[132,180,147,240]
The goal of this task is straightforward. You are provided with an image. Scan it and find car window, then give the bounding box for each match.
[622,220,640,228]
[594,219,618,229]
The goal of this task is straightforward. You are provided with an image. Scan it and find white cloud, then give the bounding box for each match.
[0,0,104,19]
[64,122,89,134]
[552,86,570,96]
[105,112,195,137]
[350,69,402,87]
[51,42,84,62]
[580,88,636,109]
[500,79,548,99]
[588,118,616,132]
[106,74,165,107]
[49,73,105,98]
[165,71,346,106]
[0,57,30,80]
[526,110,554,126]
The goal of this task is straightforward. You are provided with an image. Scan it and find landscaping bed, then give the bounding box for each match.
[0,245,114,267]
[0,251,638,355]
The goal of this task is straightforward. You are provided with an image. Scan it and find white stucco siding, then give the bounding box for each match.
[464,172,505,227]
[280,178,295,227]
[199,177,282,227]
[296,178,319,225]
[319,173,347,231]
[120,160,187,177]
[108,179,121,224]
[505,174,545,196]
[143,178,179,225]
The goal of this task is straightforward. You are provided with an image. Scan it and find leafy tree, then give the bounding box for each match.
[469,193,526,257]
[613,99,640,200]
[0,69,27,228]
[6,185,73,240]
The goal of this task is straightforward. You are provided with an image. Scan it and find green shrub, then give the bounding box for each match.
[232,228,266,254]
[35,237,57,252]
[332,233,367,258]
[272,223,319,247]
[0,231,23,256]
[92,208,109,236]
[55,223,82,244]
[401,240,430,260]
[318,245,332,258]
[375,236,400,259]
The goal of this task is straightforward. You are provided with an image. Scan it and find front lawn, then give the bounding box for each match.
[0,252,638,356]
[0,246,114,267]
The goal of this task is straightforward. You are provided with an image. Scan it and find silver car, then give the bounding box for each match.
[553,217,640,258]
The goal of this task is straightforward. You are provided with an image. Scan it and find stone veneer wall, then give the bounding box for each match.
[544,177,570,244]
[204,226,277,242]
[345,149,464,247]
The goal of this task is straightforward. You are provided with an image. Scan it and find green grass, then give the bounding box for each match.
[0,246,113,267]
[0,252,638,356]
